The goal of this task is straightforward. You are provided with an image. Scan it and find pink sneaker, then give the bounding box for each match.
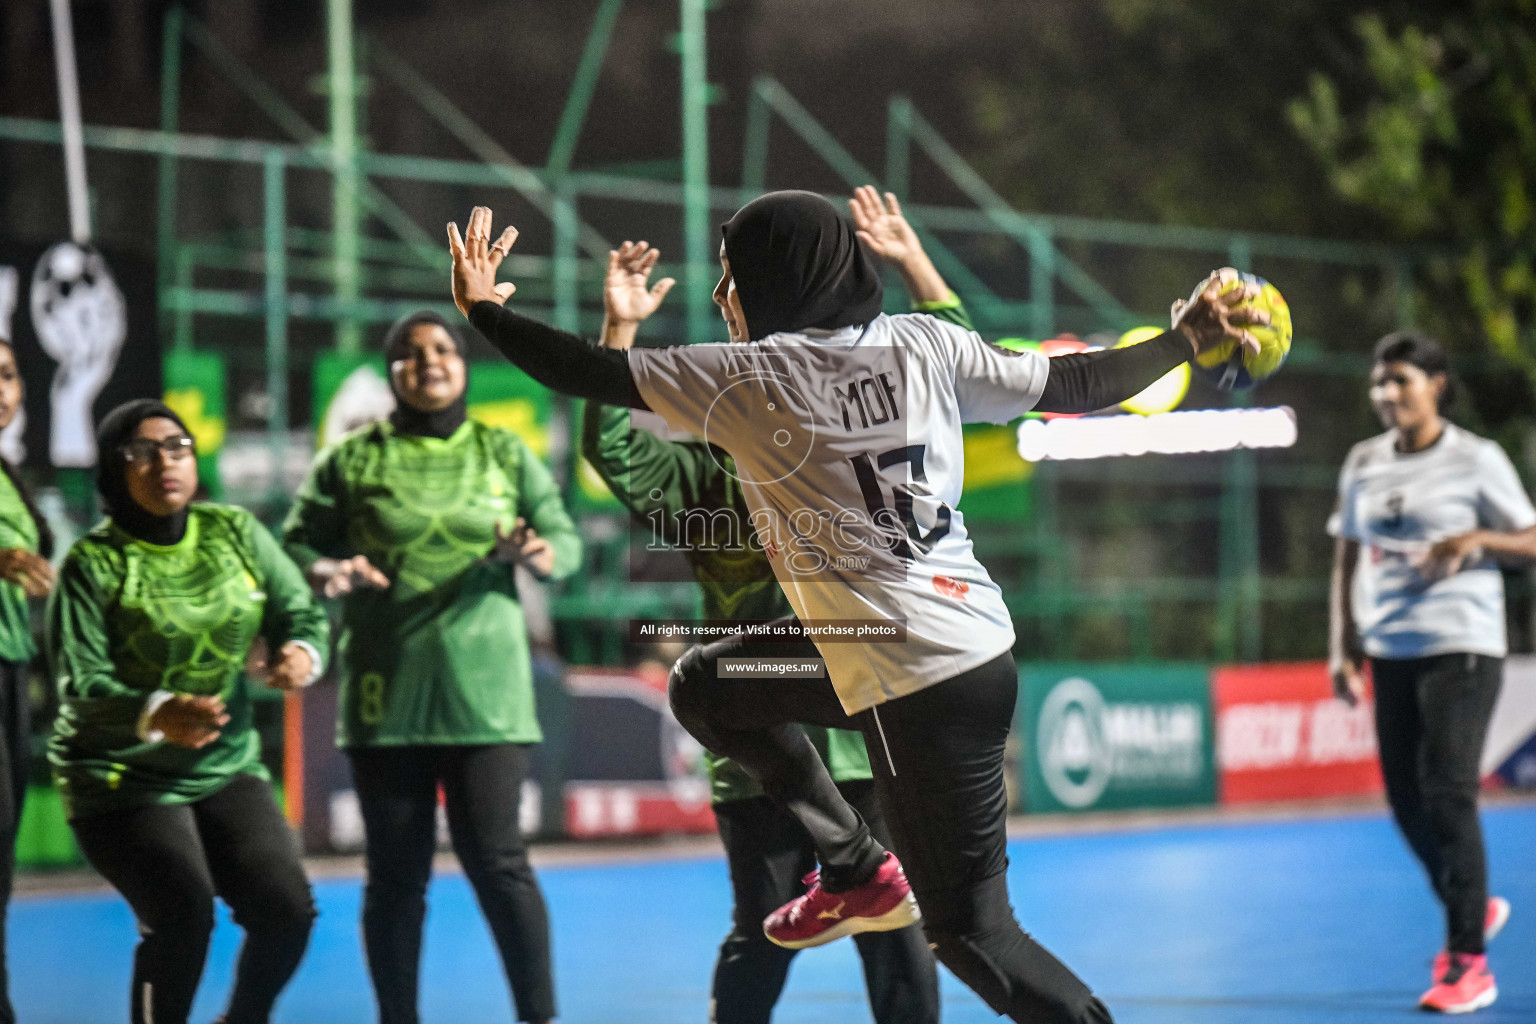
[763,853,920,950]
[1420,953,1497,1014]
[1432,898,1511,981]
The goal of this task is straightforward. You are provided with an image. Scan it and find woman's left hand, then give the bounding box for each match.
[1416,531,1484,581]
[490,518,555,578]
[268,642,316,691]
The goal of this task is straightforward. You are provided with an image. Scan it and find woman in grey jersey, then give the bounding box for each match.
[444,196,1263,1024]
[1329,330,1536,1014]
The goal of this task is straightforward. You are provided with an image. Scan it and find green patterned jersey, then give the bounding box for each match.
[46,504,330,820]
[0,471,40,663]
[282,419,581,748]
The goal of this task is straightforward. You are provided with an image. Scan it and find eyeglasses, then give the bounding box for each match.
[122,436,195,463]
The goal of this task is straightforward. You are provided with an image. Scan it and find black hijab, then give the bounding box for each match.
[721,190,883,341]
[95,399,193,546]
[384,310,469,439]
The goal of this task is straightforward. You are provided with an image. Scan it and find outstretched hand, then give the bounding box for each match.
[490,517,555,578]
[151,694,229,749]
[0,547,54,598]
[849,186,923,265]
[448,207,519,317]
[1170,268,1270,358]
[849,185,951,304]
[605,241,676,326]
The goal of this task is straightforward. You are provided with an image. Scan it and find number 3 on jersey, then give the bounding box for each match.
[358,671,386,725]
[850,444,952,560]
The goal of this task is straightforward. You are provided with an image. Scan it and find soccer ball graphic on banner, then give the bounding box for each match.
[31,242,127,467]
[1191,272,1291,390]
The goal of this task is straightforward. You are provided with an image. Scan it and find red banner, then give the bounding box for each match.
[1214,662,1383,803]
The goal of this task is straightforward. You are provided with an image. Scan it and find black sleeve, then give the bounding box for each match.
[467,301,651,410]
[1033,331,1192,414]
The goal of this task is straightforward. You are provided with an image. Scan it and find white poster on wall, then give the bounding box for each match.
[30,242,125,467]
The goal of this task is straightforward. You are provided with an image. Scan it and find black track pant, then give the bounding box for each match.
[348,743,554,1024]
[1372,653,1503,955]
[0,660,28,1024]
[712,781,940,1024]
[71,773,316,1024]
[670,628,1112,1024]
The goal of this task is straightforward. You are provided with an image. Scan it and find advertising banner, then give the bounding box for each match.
[561,666,716,838]
[1213,662,1382,804]
[1020,663,1215,813]
[1485,654,1536,788]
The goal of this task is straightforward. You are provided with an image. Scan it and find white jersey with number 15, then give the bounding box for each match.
[628,312,1050,712]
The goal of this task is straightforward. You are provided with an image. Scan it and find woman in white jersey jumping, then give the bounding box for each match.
[447,195,1262,1024]
[1329,331,1536,1015]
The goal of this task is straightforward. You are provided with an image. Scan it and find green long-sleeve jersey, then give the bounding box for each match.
[46,504,330,820]
[581,398,872,804]
[282,419,581,748]
[0,471,40,663]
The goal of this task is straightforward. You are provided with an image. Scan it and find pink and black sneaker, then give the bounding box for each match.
[763,853,920,950]
[1420,953,1497,1014]
[1431,897,1511,982]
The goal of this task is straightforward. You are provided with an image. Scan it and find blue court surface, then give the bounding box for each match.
[12,803,1534,1023]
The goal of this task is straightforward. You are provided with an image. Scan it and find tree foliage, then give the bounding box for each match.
[1289,1,1536,377]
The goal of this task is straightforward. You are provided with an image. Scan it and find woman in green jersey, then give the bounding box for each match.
[283,311,580,1024]
[47,399,329,1024]
[0,339,54,1024]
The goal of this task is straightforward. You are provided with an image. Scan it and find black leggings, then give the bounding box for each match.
[348,743,554,1024]
[0,660,29,1024]
[712,782,939,1024]
[1372,653,1503,955]
[70,772,316,1024]
[670,628,1112,1024]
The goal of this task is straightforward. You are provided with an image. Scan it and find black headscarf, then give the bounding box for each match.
[384,310,469,439]
[95,399,193,546]
[721,190,883,341]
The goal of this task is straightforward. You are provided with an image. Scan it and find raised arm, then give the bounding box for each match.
[450,207,646,408]
[849,186,951,305]
[955,268,1267,421]
[582,240,732,534]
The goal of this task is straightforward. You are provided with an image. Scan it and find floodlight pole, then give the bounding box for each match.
[48,0,91,244]
[328,0,362,354]
[1216,237,1261,663]
[680,0,712,345]
[158,6,186,348]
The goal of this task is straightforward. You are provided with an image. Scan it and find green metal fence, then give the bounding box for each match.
[0,2,1429,667]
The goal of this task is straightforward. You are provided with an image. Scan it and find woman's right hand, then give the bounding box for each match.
[308,556,390,598]
[151,694,229,749]
[1330,658,1367,707]
[0,547,55,598]
[1170,268,1269,359]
